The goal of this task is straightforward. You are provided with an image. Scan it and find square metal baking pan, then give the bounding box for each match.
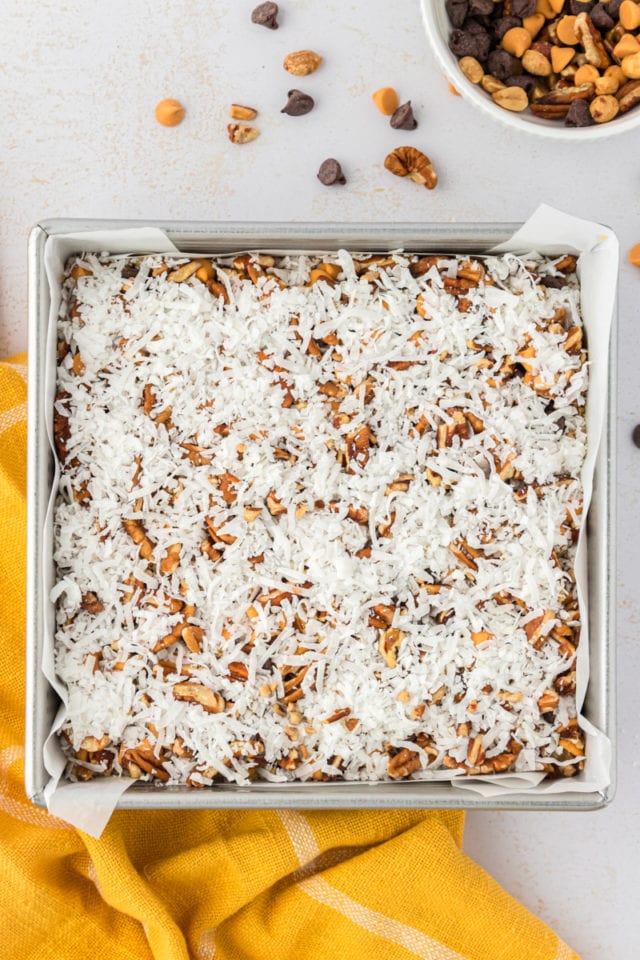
[25,219,616,811]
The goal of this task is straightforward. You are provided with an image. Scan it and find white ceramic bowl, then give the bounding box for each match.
[421,0,640,140]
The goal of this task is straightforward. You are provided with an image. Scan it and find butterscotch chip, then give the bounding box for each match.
[606,65,627,86]
[536,0,556,17]
[620,0,640,30]
[154,98,185,127]
[629,243,640,267]
[574,64,600,85]
[502,27,532,58]
[613,33,640,58]
[622,51,640,78]
[523,13,545,37]
[556,15,579,45]
[372,86,399,115]
[551,46,575,72]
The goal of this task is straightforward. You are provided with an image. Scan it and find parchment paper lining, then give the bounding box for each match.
[39,208,617,836]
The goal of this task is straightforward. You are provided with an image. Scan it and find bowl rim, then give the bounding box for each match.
[421,0,640,141]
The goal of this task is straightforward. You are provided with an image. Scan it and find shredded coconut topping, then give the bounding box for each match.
[53,250,587,785]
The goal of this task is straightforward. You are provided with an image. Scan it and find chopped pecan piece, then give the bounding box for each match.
[387,748,421,779]
[173,682,225,713]
[81,592,104,614]
[378,627,404,668]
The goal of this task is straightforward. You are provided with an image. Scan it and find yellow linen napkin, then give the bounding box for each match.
[1,352,579,960]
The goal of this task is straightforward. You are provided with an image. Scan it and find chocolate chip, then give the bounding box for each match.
[281,89,314,116]
[633,424,640,448]
[465,13,493,29]
[468,0,494,13]
[565,99,594,126]
[539,275,567,288]
[492,15,522,40]
[317,159,346,186]
[121,264,139,279]
[390,101,418,130]
[448,26,491,60]
[464,17,492,33]
[589,3,615,30]
[446,0,469,28]
[607,0,623,16]
[509,0,536,16]
[488,48,522,80]
[568,0,596,12]
[506,73,536,96]
[251,1,279,28]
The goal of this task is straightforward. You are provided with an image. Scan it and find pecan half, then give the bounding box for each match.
[530,102,570,119]
[617,79,640,113]
[384,147,438,189]
[535,82,596,104]
[574,13,610,69]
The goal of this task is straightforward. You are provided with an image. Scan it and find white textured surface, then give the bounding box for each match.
[2,1,639,957]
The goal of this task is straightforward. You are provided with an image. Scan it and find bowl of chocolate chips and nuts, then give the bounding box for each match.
[422,0,640,137]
